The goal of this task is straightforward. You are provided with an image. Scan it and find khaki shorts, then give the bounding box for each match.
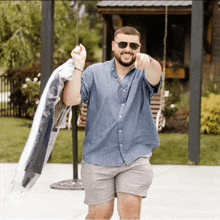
[81,156,154,206]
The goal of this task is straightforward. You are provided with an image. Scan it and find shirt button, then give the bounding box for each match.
[121,104,125,107]
[119,130,122,133]
[119,115,122,118]
[123,89,126,92]
[120,144,123,147]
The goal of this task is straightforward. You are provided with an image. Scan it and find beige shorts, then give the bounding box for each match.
[81,156,154,206]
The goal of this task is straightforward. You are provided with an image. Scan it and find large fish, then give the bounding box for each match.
[10,59,75,191]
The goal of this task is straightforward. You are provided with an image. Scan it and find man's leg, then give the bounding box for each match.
[81,160,118,219]
[86,199,114,220]
[115,157,154,219]
[117,193,142,219]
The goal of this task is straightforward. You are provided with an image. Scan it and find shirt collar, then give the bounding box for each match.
[111,58,136,78]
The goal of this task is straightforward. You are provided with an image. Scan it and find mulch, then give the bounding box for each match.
[161,117,189,134]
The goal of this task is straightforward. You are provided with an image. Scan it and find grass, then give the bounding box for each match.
[0,117,220,165]
[151,133,189,165]
[0,117,84,164]
[49,128,84,164]
[0,118,33,163]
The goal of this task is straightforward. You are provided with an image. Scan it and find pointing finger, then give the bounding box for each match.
[136,53,141,61]
[135,53,141,67]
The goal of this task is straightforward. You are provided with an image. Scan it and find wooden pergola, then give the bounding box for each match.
[40,0,212,165]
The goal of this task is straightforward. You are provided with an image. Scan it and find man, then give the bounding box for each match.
[63,26,162,219]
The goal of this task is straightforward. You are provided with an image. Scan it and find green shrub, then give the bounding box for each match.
[20,74,41,118]
[163,79,183,118]
[3,56,67,118]
[202,62,220,96]
[201,93,220,134]
[3,58,41,118]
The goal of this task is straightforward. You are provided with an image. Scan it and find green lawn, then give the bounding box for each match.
[0,117,220,165]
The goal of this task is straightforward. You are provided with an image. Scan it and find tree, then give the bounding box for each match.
[0,1,42,68]
[54,1,103,63]
[0,0,103,68]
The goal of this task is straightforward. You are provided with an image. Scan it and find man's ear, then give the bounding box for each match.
[112,41,115,52]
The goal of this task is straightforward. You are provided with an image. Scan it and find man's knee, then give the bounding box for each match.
[86,207,114,219]
[117,193,142,219]
[86,200,114,220]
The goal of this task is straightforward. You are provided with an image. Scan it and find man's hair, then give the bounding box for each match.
[114,26,141,41]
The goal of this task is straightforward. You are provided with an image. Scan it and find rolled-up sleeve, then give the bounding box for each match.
[81,66,94,104]
[143,71,163,98]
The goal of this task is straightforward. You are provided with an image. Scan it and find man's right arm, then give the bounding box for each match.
[63,44,87,106]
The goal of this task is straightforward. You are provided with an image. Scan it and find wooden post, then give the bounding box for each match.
[41,0,55,94]
[103,22,107,62]
[102,15,114,61]
[188,0,204,165]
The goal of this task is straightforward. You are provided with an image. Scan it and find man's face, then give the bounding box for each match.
[112,33,141,67]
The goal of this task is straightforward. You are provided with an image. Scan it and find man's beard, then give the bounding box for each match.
[114,52,136,67]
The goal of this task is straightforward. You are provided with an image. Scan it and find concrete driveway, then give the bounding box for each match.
[0,163,220,220]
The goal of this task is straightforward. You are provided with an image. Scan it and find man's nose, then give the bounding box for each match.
[124,43,131,51]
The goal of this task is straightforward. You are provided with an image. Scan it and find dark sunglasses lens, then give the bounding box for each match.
[118,42,128,49]
[130,43,139,50]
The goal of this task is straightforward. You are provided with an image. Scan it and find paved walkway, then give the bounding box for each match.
[0,163,220,220]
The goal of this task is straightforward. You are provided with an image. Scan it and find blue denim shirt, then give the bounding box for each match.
[81,58,161,166]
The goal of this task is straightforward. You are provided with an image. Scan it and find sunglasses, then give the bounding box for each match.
[114,41,140,50]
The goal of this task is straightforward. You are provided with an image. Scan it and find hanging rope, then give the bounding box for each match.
[158,4,168,131]
[163,5,168,76]
[76,4,79,45]
[159,4,168,101]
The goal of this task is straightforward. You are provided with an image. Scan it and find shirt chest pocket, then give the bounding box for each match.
[91,80,120,107]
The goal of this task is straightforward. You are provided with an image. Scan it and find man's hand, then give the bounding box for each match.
[71,44,87,71]
[134,53,151,70]
[135,53,162,86]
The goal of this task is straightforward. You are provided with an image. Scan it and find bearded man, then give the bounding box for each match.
[63,26,162,220]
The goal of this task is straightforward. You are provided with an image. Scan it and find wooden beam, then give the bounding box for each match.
[102,14,115,39]
[41,0,54,94]
[188,0,204,165]
[101,14,115,61]
[98,7,192,15]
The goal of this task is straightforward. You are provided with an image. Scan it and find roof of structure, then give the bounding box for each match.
[97,1,193,8]
[97,1,220,15]
[97,1,197,14]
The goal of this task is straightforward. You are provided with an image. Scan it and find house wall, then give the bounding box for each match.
[101,12,195,80]
[184,28,191,67]
[212,1,220,62]
[114,14,191,67]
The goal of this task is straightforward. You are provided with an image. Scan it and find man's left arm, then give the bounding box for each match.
[135,53,162,86]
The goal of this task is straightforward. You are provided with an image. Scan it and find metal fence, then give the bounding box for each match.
[0,75,26,117]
